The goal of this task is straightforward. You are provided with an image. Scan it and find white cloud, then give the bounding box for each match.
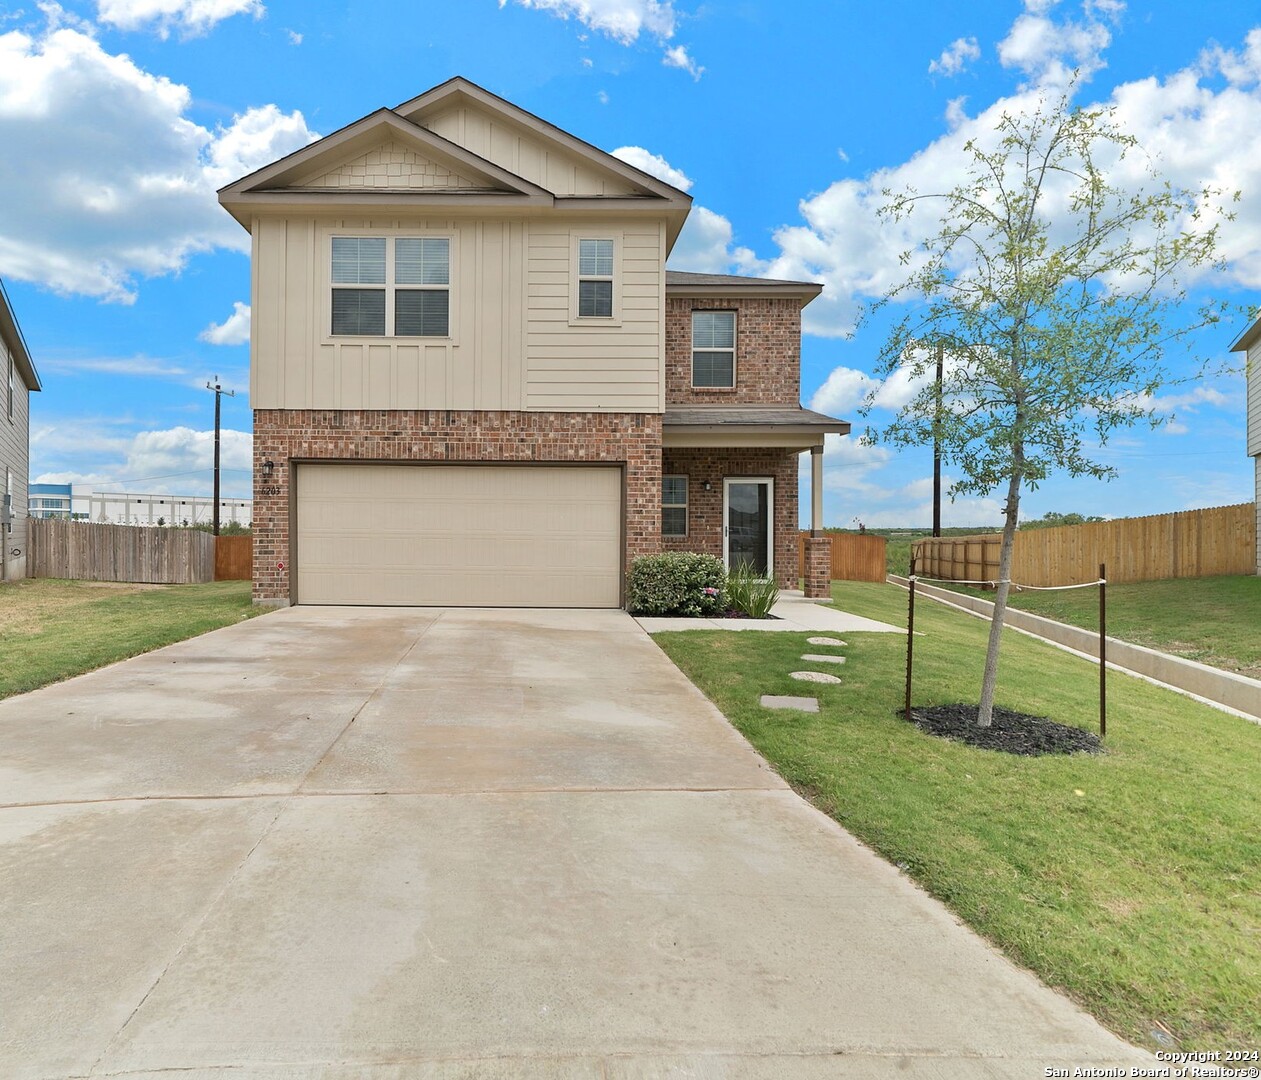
[929,36,980,77]
[668,206,760,274]
[597,89,609,104]
[610,145,693,190]
[286,28,301,44]
[663,43,703,80]
[39,354,190,377]
[0,22,317,301]
[96,0,265,38]
[997,0,1118,86]
[34,425,253,497]
[499,0,700,78]
[200,301,251,345]
[809,366,877,417]
[748,15,1261,337]
[499,0,676,45]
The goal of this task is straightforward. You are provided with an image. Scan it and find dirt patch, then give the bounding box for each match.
[905,703,1103,757]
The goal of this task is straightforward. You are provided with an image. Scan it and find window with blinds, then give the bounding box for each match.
[691,310,736,388]
[331,236,449,337]
[577,238,614,318]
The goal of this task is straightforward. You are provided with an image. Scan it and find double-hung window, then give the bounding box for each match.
[662,476,688,537]
[577,238,615,317]
[691,310,736,388]
[331,236,450,337]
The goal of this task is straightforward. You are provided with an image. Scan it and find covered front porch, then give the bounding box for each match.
[660,406,849,597]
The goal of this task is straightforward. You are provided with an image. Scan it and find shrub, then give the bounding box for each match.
[626,552,726,617]
[726,560,780,619]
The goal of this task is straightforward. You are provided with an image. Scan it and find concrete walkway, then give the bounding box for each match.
[0,607,1149,1078]
[635,589,903,633]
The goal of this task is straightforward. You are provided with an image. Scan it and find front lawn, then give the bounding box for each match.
[938,575,1261,680]
[652,580,1261,1053]
[0,578,259,699]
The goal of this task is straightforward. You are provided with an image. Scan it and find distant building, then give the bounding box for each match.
[84,490,252,527]
[27,481,252,526]
[28,482,77,519]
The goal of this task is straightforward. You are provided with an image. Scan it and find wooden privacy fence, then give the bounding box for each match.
[29,519,216,584]
[798,531,888,583]
[912,502,1256,586]
[214,535,252,581]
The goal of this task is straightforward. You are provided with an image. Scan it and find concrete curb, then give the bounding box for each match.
[887,575,1261,723]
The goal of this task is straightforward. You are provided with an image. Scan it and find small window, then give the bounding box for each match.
[692,310,736,388]
[331,236,449,337]
[662,475,688,537]
[577,238,614,318]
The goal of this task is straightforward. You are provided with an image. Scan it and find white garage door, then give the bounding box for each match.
[295,464,622,607]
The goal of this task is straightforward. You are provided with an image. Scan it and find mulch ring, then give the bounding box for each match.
[905,703,1103,757]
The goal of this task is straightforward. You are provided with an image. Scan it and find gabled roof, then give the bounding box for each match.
[396,77,692,206]
[218,77,692,236]
[218,108,554,228]
[0,279,40,393]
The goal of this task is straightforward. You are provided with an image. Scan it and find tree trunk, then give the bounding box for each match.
[977,469,1022,727]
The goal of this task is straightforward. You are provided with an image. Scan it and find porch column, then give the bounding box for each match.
[810,444,824,536]
[804,444,831,598]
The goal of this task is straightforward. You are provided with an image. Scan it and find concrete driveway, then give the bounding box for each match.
[1,606,1147,1079]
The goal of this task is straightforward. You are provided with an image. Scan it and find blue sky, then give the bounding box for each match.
[1,0,1258,526]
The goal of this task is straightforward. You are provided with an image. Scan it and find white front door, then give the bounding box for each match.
[722,477,774,578]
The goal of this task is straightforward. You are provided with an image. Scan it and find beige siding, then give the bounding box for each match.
[0,337,31,581]
[525,217,664,412]
[295,463,622,606]
[253,213,665,413]
[422,104,640,196]
[252,215,531,411]
[297,140,480,190]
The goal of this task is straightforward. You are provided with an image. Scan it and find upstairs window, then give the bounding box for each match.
[692,310,736,388]
[662,475,688,537]
[331,236,450,337]
[577,238,615,317]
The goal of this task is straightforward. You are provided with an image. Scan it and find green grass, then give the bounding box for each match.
[939,575,1261,680]
[0,578,260,699]
[652,580,1261,1052]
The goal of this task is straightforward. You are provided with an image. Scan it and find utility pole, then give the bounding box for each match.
[932,341,944,538]
[205,376,235,536]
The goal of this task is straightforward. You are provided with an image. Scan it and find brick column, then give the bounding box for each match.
[804,535,832,599]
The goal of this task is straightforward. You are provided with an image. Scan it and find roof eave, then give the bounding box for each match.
[1229,314,1261,353]
[0,280,40,392]
[665,280,824,304]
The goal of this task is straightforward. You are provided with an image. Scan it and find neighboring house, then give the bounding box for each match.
[0,279,41,583]
[218,77,847,608]
[1230,314,1261,573]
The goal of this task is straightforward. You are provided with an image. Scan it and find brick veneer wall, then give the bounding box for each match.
[660,447,800,589]
[253,409,662,604]
[665,296,803,406]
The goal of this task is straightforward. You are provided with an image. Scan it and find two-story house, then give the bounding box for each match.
[1,278,42,584]
[218,77,847,608]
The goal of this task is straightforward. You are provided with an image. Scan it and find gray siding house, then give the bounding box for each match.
[1,279,42,582]
[1230,315,1261,573]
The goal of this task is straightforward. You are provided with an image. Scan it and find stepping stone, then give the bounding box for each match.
[760,695,819,713]
[801,654,846,665]
[807,637,847,647]
[790,670,841,684]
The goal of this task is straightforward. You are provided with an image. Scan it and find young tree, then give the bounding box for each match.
[864,92,1236,727]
